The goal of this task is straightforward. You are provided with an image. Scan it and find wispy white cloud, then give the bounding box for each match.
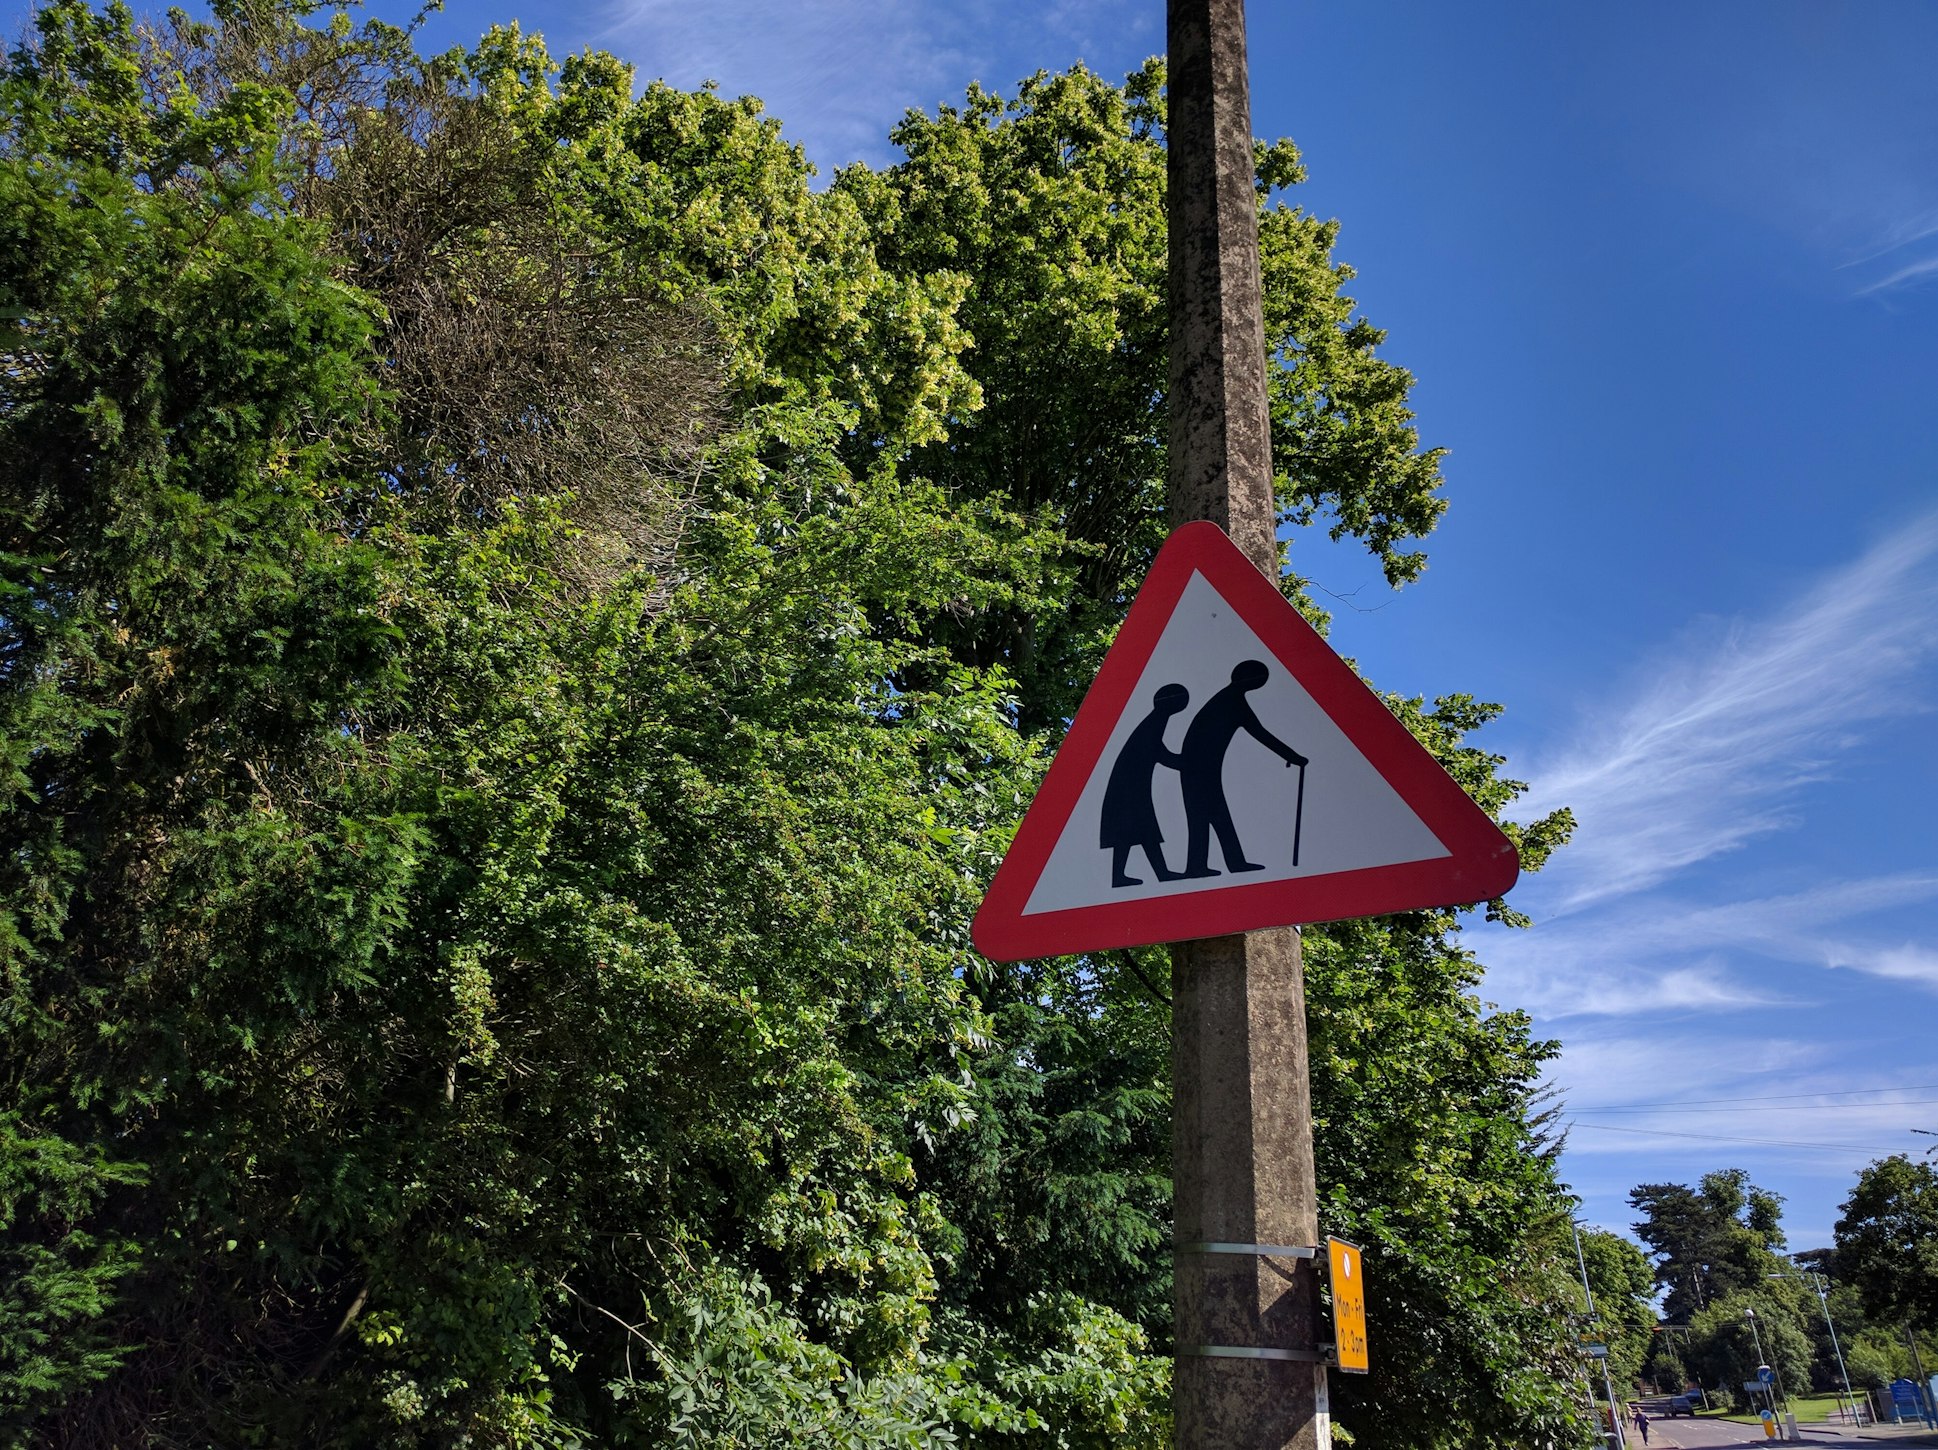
[1609,874,1938,965]
[1845,207,1938,269]
[1857,252,1938,296]
[1848,208,1938,295]
[1560,1119,1914,1170]
[1548,1033,1824,1104]
[1490,956,1794,1021]
[1482,872,1938,1016]
[1825,940,1938,988]
[1482,512,1938,1023]
[1543,1034,1921,1182]
[1511,514,1938,914]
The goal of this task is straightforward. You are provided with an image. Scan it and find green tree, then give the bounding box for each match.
[1302,907,1586,1448]
[1,6,403,1429]
[1630,1169,1790,1323]
[1574,1230,1656,1394]
[0,5,1138,1441]
[1682,1293,1812,1410]
[1642,1329,1692,1400]
[1836,1156,1938,1334]
[868,61,1449,727]
[1772,1252,1879,1397]
[1817,1276,1880,1396]
[1843,1326,1915,1391]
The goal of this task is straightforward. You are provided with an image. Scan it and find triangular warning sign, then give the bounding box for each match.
[972,522,1518,960]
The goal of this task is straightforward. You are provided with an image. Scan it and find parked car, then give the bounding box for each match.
[1636,1393,1701,1418]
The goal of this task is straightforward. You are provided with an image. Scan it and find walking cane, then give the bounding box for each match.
[1291,758,1306,868]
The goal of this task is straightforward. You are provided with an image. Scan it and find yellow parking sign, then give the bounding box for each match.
[1328,1237,1369,1374]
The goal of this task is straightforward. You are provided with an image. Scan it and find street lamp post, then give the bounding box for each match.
[1743,1307,1781,1416]
[1573,1221,1628,1450]
[1768,1271,1857,1423]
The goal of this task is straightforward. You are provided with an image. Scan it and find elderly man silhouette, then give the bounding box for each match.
[1178,659,1307,878]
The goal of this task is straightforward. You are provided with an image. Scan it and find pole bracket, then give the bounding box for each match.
[1177,1241,1318,1259]
[1179,1344,1334,1364]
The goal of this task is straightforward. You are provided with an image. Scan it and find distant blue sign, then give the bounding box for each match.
[1891,1379,1919,1406]
[1759,1366,1776,1386]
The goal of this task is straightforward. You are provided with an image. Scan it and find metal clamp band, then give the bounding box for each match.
[1178,1241,1318,1259]
[1180,1345,1333,1363]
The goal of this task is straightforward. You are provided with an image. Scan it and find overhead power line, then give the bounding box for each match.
[1568,1084,1938,1111]
[1564,1121,1903,1154]
[1571,1099,1938,1116]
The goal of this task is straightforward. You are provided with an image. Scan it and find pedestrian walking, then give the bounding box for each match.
[1631,1406,1649,1444]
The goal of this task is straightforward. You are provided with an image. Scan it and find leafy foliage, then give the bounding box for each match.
[1835,1155,1938,1333]
[0,1118,144,1431]
[1630,1169,1790,1324]
[868,61,1451,725]
[1305,907,1582,1447]
[1573,1230,1655,1396]
[1621,1169,1928,1407]
[1681,1293,1813,1410]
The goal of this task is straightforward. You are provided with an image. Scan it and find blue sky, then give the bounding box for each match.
[18,0,1936,1253]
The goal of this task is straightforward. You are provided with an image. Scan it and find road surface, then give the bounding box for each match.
[1640,1418,1778,1449]
[1635,1419,1938,1449]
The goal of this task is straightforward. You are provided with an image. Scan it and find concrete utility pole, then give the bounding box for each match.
[1166,2,1327,1446]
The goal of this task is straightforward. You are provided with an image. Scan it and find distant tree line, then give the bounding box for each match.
[1583,1158,1938,1414]
[1,2,1586,1445]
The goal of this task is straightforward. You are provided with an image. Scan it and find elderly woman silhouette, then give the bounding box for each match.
[1099,683,1191,887]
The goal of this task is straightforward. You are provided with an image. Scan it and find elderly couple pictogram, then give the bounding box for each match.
[1099,659,1309,888]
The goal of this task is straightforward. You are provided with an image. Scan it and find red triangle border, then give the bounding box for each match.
[972,522,1519,961]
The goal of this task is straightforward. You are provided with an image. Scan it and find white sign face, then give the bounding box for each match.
[1021,572,1450,917]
